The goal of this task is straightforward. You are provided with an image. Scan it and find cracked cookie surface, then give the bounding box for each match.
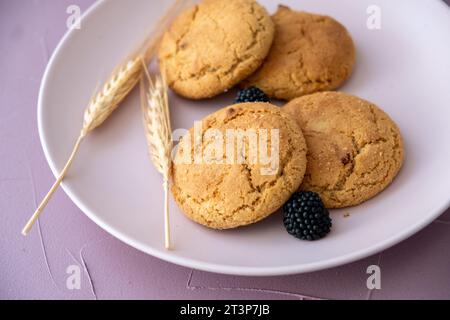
[243,5,356,101]
[283,92,404,208]
[172,103,307,229]
[158,0,274,100]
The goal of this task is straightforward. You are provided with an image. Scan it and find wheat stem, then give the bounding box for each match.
[163,179,171,250]
[21,134,84,236]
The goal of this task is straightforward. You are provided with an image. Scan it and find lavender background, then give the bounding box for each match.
[1,0,449,300]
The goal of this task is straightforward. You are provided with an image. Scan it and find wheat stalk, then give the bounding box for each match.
[22,0,191,236]
[140,61,173,250]
[21,57,143,236]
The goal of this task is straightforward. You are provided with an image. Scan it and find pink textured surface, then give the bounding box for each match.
[1,0,449,300]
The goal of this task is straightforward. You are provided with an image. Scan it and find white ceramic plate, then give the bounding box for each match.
[39,0,450,275]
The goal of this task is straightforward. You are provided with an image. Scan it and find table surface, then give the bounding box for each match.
[1,0,449,300]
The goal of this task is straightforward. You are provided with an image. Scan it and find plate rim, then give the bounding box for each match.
[37,0,450,276]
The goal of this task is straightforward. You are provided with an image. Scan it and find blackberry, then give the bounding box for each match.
[283,191,332,241]
[235,87,270,103]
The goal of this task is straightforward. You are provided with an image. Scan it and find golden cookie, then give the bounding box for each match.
[172,103,307,229]
[243,5,356,100]
[283,92,404,208]
[159,0,275,100]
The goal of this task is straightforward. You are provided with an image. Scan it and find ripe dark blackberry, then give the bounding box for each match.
[283,191,332,241]
[235,87,270,103]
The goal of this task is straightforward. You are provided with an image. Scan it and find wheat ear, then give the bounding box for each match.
[21,57,143,236]
[140,61,173,250]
